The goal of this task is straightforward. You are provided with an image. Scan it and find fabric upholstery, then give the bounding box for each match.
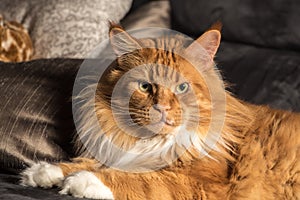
[170,0,300,50]
[0,59,81,173]
[217,42,300,112]
[122,0,170,30]
[0,0,132,59]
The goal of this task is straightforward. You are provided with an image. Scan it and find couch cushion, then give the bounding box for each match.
[0,59,81,173]
[0,0,132,59]
[170,0,300,51]
[122,0,170,30]
[216,41,300,111]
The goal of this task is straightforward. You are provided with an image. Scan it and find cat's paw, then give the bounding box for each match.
[59,171,114,200]
[20,162,64,188]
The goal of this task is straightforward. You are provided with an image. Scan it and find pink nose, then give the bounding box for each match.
[153,104,171,112]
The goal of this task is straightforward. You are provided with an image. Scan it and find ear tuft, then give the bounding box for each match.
[108,21,123,34]
[209,21,223,32]
[109,23,141,57]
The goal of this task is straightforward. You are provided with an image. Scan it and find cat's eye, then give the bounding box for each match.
[176,82,189,94]
[138,81,152,92]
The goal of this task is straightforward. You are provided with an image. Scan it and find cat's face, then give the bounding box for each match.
[126,61,191,135]
[98,26,221,138]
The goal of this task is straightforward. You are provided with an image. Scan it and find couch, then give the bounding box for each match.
[0,0,299,199]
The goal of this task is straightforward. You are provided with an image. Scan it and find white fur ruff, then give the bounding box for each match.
[74,84,222,172]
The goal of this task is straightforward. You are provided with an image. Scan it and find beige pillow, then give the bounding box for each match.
[0,0,132,59]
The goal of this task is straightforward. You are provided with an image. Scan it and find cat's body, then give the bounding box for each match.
[20,24,300,199]
[228,106,300,199]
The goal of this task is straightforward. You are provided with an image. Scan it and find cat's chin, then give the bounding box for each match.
[158,125,178,135]
[145,122,178,136]
[124,123,178,138]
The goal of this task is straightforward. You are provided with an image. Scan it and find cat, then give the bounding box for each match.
[20,24,300,200]
[0,15,33,62]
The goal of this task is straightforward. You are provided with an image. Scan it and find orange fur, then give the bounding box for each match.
[27,25,300,199]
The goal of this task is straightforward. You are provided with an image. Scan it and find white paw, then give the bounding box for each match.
[59,171,114,200]
[20,162,64,188]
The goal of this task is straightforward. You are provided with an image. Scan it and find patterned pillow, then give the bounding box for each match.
[0,0,132,59]
[0,15,33,62]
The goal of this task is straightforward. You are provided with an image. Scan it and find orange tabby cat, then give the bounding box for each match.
[21,24,300,200]
[0,15,33,62]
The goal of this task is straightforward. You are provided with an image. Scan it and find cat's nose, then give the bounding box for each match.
[153,104,171,112]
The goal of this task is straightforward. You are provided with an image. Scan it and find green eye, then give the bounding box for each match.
[176,82,189,94]
[139,81,152,92]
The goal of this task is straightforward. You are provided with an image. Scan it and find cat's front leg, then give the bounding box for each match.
[20,158,114,200]
[20,161,64,188]
[59,170,114,199]
[20,158,95,188]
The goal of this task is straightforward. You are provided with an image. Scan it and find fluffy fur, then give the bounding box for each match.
[21,24,300,199]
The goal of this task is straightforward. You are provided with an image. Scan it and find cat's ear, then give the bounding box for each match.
[185,29,221,61]
[109,23,142,57]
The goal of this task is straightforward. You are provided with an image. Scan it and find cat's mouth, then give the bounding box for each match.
[153,118,175,127]
[129,107,180,135]
[145,115,178,135]
[149,109,176,126]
